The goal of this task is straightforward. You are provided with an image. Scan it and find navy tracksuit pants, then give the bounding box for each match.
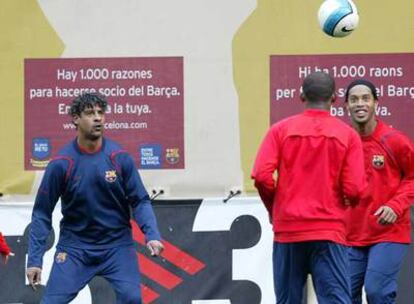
[273,241,351,304]
[42,245,141,304]
[349,242,408,304]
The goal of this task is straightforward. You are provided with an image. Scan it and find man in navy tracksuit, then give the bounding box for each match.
[26,93,163,303]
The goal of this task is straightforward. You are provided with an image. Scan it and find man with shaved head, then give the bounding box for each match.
[252,71,366,303]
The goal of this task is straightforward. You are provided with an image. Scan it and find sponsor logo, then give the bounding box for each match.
[139,144,162,169]
[55,252,67,264]
[30,138,51,168]
[341,26,354,33]
[165,148,180,165]
[372,154,385,169]
[105,170,117,183]
[32,138,51,160]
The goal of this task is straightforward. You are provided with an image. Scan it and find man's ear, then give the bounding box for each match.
[72,115,80,126]
[300,93,306,102]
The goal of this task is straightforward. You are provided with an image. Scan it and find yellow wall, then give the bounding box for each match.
[234,0,414,192]
[1,0,413,195]
[0,0,63,194]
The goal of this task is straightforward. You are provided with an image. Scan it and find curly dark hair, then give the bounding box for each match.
[69,93,108,117]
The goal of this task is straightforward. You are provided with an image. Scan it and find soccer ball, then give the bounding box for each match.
[318,0,359,37]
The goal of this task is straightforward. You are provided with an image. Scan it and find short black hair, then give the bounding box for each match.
[302,71,335,103]
[345,79,378,102]
[69,93,107,117]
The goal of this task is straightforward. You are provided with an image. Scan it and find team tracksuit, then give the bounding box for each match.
[252,109,366,304]
[347,120,414,304]
[28,138,161,304]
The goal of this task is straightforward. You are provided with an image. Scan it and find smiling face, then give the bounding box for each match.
[73,105,105,141]
[346,84,378,126]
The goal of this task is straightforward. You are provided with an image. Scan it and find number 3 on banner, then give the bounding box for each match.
[192,198,275,304]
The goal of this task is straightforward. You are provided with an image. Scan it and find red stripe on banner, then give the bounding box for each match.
[131,221,205,275]
[138,253,183,289]
[141,284,159,304]
[161,240,206,275]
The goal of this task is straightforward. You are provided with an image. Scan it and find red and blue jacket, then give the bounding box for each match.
[28,138,161,268]
[347,120,414,246]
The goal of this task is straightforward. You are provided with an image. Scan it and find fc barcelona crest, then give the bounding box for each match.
[55,252,67,264]
[372,154,385,169]
[105,170,117,183]
[166,148,180,164]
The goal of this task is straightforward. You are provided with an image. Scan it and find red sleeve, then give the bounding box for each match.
[251,125,280,214]
[340,131,367,204]
[0,233,11,255]
[385,136,414,217]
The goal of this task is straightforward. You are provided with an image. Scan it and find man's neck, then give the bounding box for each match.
[77,137,102,153]
[354,118,378,136]
[305,102,331,111]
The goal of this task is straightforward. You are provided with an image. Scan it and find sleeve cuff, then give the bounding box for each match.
[145,230,162,243]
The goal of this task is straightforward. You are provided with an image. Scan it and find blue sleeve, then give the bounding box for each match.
[27,159,67,268]
[117,153,161,242]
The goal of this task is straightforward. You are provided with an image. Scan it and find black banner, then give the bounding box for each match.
[0,200,412,303]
